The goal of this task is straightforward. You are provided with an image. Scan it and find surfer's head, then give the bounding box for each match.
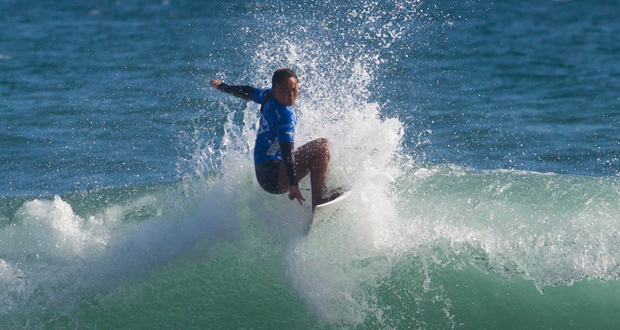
[271,68,298,106]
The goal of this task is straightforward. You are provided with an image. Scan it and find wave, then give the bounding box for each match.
[3,160,620,328]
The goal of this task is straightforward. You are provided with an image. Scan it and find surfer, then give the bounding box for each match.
[210,68,341,210]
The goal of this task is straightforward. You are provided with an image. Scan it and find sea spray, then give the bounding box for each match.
[229,0,424,325]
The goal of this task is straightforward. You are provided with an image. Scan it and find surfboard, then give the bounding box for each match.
[308,191,351,233]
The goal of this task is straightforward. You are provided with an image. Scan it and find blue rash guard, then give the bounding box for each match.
[252,88,297,165]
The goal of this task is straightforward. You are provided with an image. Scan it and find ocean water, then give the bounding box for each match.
[1,0,620,328]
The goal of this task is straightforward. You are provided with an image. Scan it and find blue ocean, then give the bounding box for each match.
[2,0,620,328]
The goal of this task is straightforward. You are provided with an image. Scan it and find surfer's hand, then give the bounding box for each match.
[210,79,222,89]
[288,185,305,205]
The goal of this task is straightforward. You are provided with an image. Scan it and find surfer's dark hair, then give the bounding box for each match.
[271,68,298,88]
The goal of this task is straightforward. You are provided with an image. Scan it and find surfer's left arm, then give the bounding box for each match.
[281,141,305,205]
[210,79,255,101]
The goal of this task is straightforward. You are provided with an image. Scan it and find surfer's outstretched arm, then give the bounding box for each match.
[210,79,254,101]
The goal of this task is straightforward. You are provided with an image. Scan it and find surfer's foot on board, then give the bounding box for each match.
[314,186,349,209]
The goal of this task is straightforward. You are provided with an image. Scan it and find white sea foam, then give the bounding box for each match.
[238,22,412,328]
[0,190,233,313]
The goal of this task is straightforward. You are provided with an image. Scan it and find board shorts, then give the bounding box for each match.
[255,159,283,194]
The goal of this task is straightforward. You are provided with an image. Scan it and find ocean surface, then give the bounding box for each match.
[1,0,620,328]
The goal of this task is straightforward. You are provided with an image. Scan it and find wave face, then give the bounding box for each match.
[2,0,620,328]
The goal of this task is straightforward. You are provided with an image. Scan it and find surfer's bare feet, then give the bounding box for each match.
[315,186,349,207]
[326,186,348,201]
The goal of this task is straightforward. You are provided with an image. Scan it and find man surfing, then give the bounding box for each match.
[210,68,342,210]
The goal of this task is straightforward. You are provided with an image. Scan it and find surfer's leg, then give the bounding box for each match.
[298,138,330,209]
[278,138,330,209]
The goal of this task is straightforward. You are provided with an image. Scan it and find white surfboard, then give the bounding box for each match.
[308,191,352,233]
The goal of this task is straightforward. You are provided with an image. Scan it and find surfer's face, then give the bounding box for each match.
[272,77,298,106]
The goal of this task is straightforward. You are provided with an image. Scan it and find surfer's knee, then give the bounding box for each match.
[305,138,329,165]
[315,137,328,146]
[315,138,330,163]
